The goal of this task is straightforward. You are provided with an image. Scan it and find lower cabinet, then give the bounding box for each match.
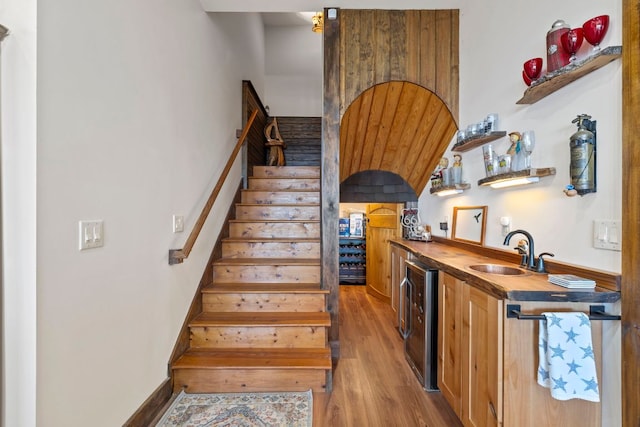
[438,272,609,427]
[461,283,502,427]
[502,300,605,427]
[438,272,501,427]
[390,244,412,315]
[437,271,463,415]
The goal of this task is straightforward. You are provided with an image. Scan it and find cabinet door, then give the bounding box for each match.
[462,285,503,427]
[503,301,603,427]
[390,246,400,313]
[438,272,464,417]
[390,245,411,315]
[365,203,402,302]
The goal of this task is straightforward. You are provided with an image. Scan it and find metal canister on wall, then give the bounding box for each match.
[547,20,571,73]
[570,114,597,195]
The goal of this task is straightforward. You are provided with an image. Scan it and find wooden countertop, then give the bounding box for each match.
[391,238,621,303]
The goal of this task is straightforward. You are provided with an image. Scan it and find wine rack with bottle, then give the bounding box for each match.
[339,237,366,284]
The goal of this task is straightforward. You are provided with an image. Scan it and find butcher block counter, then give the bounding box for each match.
[390,237,621,303]
[391,237,621,427]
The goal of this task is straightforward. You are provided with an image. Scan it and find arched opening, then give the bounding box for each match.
[340,81,458,200]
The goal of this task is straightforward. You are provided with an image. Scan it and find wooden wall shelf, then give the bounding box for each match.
[451,131,507,153]
[478,168,556,187]
[517,46,622,105]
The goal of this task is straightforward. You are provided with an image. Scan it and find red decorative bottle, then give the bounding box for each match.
[547,20,571,73]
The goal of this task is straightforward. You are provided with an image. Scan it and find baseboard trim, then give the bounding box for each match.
[122,378,173,426]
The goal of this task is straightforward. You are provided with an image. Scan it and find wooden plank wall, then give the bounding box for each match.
[339,81,458,194]
[322,8,342,361]
[621,0,640,425]
[242,81,269,177]
[324,8,459,361]
[275,117,321,167]
[339,9,459,121]
[338,10,460,195]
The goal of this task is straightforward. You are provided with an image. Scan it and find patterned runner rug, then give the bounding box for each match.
[155,390,313,427]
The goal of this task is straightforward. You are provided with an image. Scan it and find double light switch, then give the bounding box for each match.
[593,220,621,251]
[79,220,104,250]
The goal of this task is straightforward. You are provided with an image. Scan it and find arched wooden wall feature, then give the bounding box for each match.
[339,9,459,123]
[340,81,458,196]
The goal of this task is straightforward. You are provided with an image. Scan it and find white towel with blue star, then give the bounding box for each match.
[537,312,600,402]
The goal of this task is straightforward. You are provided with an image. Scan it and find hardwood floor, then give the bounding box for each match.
[313,285,462,427]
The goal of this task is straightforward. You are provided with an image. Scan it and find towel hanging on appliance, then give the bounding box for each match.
[537,312,600,402]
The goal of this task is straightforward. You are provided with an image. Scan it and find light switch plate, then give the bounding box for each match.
[593,220,621,251]
[173,215,184,233]
[79,220,104,250]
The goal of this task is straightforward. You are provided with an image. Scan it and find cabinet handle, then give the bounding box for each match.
[489,401,497,419]
[398,277,410,339]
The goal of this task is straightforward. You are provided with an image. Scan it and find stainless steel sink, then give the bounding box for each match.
[468,264,527,276]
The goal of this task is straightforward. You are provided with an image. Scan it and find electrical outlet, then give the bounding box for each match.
[173,215,184,233]
[439,222,448,231]
[500,216,511,236]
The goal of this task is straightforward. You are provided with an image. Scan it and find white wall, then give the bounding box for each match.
[264,25,323,116]
[419,1,622,274]
[1,0,37,426]
[260,0,622,273]
[33,2,265,426]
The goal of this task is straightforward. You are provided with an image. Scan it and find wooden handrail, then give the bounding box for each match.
[169,109,259,265]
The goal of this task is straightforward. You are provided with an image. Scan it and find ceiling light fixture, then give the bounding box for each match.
[311,12,323,33]
[489,176,540,189]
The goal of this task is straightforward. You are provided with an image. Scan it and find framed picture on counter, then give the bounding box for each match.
[452,205,487,245]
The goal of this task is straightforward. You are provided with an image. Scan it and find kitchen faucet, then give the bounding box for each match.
[503,229,554,272]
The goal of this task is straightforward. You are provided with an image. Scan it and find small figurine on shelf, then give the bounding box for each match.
[507,132,526,171]
[431,157,449,188]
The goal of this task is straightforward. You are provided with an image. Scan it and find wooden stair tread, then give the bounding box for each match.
[249,176,320,180]
[213,258,320,266]
[203,283,328,294]
[229,219,320,223]
[236,203,319,207]
[172,347,331,370]
[191,311,331,327]
[222,238,320,243]
[249,175,320,179]
[241,189,320,193]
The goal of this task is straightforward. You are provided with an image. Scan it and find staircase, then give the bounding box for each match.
[171,165,332,393]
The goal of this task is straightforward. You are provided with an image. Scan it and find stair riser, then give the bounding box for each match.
[190,326,327,348]
[252,166,320,178]
[235,205,319,221]
[202,293,326,312]
[228,222,320,239]
[248,178,320,191]
[241,191,320,205]
[173,368,327,393]
[221,241,320,259]
[213,265,320,283]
